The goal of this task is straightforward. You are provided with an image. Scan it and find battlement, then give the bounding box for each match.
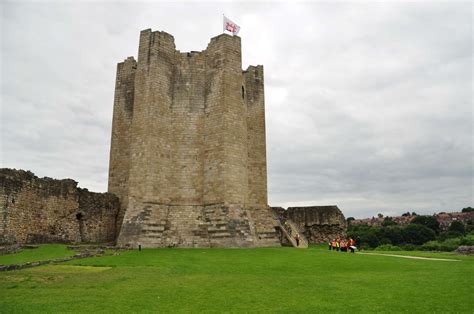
[207,33,240,50]
[244,65,264,78]
[139,28,176,47]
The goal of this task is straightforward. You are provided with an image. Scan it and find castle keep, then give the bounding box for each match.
[109,29,280,248]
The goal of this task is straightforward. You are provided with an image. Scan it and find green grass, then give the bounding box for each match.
[0,245,473,313]
[0,244,76,265]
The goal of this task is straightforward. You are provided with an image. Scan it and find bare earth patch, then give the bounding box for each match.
[40,265,113,272]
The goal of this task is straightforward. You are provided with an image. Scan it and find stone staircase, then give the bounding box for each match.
[138,206,166,247]
[277,219,308,248]
[118,201,282,248]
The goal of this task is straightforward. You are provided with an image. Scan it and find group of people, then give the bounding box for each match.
[329,238,356,253]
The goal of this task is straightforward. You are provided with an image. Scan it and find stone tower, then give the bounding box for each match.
[108,29,279,248]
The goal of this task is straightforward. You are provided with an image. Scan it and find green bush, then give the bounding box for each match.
[448,221,465,235]
[374,244,402,251]
[402,224,436,245]
[361,233,380,248]
[467,225,474,234]
[400,244,418,251]
[421,241,440,251]
[411,215,440,234]
[382,217,397,227]
[446,231,464,238]
[438,238,461,251]
[436,232,448,242]
[382,226,404,245]
[348,225,382,248]
[459,234,474,246]
[421,237,466,252]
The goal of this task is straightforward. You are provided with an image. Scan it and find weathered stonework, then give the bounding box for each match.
[109,30,280,248]
[273,206,347,243]
[0,168,120,245]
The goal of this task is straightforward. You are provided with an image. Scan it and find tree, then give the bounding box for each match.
[377,213,384,218]
[347,225,382,248]
[461,207,474,213]
[382,226,404,245]
[402,224,436,245]
[382,217,397,227]
[361,232,380,248]
[411,212,417,216]
[465,219,474,234]
[347,217,355,224]
[402,212,411,217]
[411,215,440,234]
[448,221,465,235]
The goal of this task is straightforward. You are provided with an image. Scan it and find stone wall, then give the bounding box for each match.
[109,29,279,248]
[119,202,279,248]
[108,56,136,235]
[0,168,120,245]
[273,206,347,244]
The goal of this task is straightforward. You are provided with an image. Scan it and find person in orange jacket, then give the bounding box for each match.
[348,238,356,253]
[340,239,347,252]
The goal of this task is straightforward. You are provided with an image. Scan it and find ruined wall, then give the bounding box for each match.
[109,30,279,248]
[0,169,120,245]
[273,206,347,244]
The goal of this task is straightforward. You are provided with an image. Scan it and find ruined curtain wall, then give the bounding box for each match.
[0,169,120,245]
[282,206,347,244]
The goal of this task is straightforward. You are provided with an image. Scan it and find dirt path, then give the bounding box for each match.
[357,252,461,262]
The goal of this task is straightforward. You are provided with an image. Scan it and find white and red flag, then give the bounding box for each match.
[223,15,240,35]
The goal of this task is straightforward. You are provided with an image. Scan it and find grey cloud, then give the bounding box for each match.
[1,1,472,217]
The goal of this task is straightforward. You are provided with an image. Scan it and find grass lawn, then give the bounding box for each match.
[0,244,76,265]
[0,245,472,313]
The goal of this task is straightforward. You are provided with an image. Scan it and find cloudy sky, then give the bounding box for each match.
[1,1,472,218]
